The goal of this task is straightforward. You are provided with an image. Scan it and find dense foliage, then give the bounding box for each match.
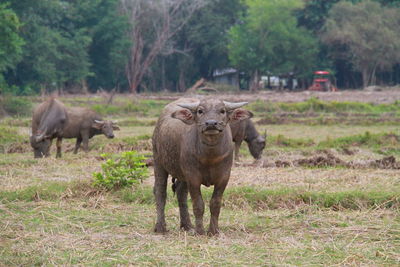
[228,0,318,91]
[0,0,399,94]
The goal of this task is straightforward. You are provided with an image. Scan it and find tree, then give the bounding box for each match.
[147,0,244,92]
[120,0,205,93]
[0,3,23,91]
[72,0,131,92]
[227,0,318,91]
[4,0,92,94]
[321,0,400,88]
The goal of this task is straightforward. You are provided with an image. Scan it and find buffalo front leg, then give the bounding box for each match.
[208,181,228,235]
[73,137,82,154]
[153,164,168,233]
[188,183,205,235]
[56,137,62,158]
[175,180,192,231]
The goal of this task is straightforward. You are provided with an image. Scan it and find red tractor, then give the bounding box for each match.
[308,71,337,92]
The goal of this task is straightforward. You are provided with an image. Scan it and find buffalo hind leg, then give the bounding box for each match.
[74,137,82,154]
[175,180,192,231]
[208,181,228,235]
[81,131,90,152]
[153,164,168,233]
[56,137,62,158]
[188,183,205,235]
[234,141,242,161]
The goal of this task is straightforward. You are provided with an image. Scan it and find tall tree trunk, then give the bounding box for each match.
[178,69,186,92]
[361,67,369,89]
[369,64,377,86]
[249,70,260,92]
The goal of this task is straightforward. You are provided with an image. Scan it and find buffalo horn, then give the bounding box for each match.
[35,132,46,142]
[94,120,104,124]
[177,103,199,112]
[223,101,248,111]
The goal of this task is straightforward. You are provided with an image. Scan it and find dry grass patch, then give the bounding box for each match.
[1,198,399,266]
[228,165,400,193]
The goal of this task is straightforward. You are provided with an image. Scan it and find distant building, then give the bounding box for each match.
[261,75,298,90]
[212,68,239,89]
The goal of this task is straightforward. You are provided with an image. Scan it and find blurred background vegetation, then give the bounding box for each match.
[0,0,399,95]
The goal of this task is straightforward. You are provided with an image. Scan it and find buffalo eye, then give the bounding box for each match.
[220,109,225,114]
[197,109,204,115]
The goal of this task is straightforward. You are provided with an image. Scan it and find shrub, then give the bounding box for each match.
[93,151,149,190]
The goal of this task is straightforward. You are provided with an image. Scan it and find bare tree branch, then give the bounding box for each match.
[120,0,206,93]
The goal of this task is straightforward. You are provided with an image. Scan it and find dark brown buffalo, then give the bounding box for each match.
[152,98,251,235]
[30,99,119,158]
[230,118,266,161]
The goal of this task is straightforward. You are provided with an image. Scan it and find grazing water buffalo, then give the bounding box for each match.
[230,118,266,161]
[30,99,119,158]
[30,98,68,158]
[152,98,251,235]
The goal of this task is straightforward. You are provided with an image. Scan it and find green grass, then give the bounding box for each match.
[0,126,26,153]
[1,96,33,116]
[1,181,398,210]
[120,134,152,146]
[252,98,400,125]
[318,132,400,155]
[249,98,400,115]
[91,99,169,116]
[264,131,400,155]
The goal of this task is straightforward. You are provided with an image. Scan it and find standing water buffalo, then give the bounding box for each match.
[230,118,266,161]
[30,98,119,158]
[152,98,252,235]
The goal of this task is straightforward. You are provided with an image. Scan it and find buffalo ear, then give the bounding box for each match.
[92,121,104,130]
[172,109,195,125]
[229,109,253,121]
[112,125,120,131]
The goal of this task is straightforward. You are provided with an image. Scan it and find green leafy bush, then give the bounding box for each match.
[93,151,149,190]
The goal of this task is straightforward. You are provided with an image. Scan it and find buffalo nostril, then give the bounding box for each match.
[205,120,218,126]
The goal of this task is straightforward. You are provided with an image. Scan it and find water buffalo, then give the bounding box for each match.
[30,99,119,158]
[30,98,68,158]
[152,98,252,235]
[230,118,266,161]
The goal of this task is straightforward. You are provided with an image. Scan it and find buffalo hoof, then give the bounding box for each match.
[180,223,193,231]
[195,227,206,235]
[207,228,220,236]
[154,223,167,234]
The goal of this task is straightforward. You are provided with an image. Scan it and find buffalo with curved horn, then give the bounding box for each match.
[152,97,252,235]
[30,98,120,158]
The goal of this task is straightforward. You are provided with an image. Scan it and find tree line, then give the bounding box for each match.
[0,0,399,95]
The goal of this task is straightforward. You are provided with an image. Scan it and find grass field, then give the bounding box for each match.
[1,94,399,266]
